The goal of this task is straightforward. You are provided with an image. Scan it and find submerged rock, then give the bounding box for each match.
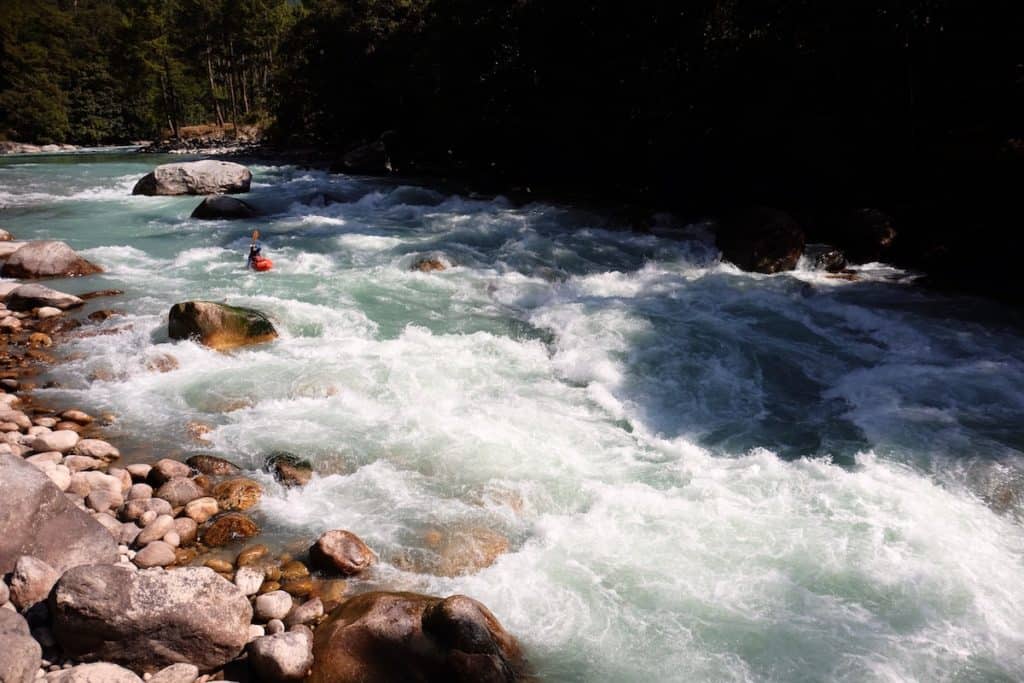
[715,207,805,274]
[264,452,312,487]
[51,565,252,673]
[191,194,258,219]
[168,301,277,350]
[132,160,252,196]
[212,477,262,511]
[308,592,526,683]
[202,512,260,547]
[186,454,241,476]
[310,530,375,576]
[0,241,102,279]
[0,453,118,575]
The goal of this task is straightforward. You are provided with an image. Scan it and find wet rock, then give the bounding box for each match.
[147,459,191,486]
[413,257,447,272]
[133,541,176,568]
[831,208,898,263]
[60,410,92,424]
[185,454,240,476]
[235,544,268,567]
[804,243,848,273]
[155,477,204,508]
[203,559,234,573]
[430,527,510,578]
[184,497,218,524]
[168,301,277,350]
[715,207,805,273]
[0,454,118,575]
[264,452,312,488]
[282,578,314,598]
[9,556,60,610]
[132,160,252,196]
[313,579,348,611]
[52,565,252,673]
[248,630,313,682]
[309,592,526,683]
[44,663,142,682]
[201,512,259,547]
[148,663,199,683]
[0,617,41,683]
[279,560,309,582]
[184,421,211,441]
[212,478,262,511]
[310,530,376,576]
[254,591,293,622]
[191,195,258,220]
[0,241,102,279]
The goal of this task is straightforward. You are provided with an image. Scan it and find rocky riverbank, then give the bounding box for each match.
[0,221,528,681]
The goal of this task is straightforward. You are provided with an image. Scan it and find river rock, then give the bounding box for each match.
[285,597,323,626]
[201,512,259,547]
[0,241,102,279]
[136,514,175,546]
[0,454,117,575]
[185,454,240,476]
[31,429,78,453]
[715,207,806,274]
[0,612,41,683]
[44,663,143,682]
[212,478,262,511]
[310,530,375,576]
[184,497,218,523]
[234,566,264,596]
[4,284,84,311]
[248,630,313,682]
[254,590,293,622]
[831,208,898,263]
[132,160,252,196]
[63,455,102,473]
[308,592,526,683]
[9,556,59,610]
[172,518,198,546]
[122,497,173,522]
[73,439,119,461]
[133,541,176,568]
[156,477,204,507]
[52,565,252,673]
[148,458,192,486]
[148,663,199,683]
[265,452,312,487]
[0,229,12,241]
[191,195,258,220]
[168,301,277,350]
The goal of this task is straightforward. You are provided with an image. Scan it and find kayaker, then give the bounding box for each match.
[247,239,263,269]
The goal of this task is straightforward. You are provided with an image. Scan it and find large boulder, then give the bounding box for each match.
[715,207,806,274]
[190,195,258,220]
[132,161,252,196]
[0,241,102,279]
[5,284,84,311]
[0,453,118,575]
[308,592,526,683]
[0,611,41,683]
[51,565,253,674]
[168,301,277,350]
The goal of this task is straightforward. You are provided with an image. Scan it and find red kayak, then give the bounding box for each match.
[252,257,273,271]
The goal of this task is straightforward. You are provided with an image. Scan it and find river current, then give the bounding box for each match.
[2,152,1023,682]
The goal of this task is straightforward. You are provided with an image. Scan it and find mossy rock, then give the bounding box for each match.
[168,301,277,350]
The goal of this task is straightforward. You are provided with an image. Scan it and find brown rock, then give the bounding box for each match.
[184,497,218,524]
[313,579,348,611]
[310,530,376,576]
[236,544,269,567]
[148,458,191,486]
[280,560,310,582]
[413,257,447,272]
[308,592,526,683]
[155,477,204,507]
[185,454,240,476]
[282,577,313,597]
[715,207,805,273]
[202,512,259,547]
[204,558,234,573]
[1,241,102,279]
[185,421,213,442]
[168,301,276,350]
[172,517,198,546]
[9,555,60,609]
[212,478,262,511]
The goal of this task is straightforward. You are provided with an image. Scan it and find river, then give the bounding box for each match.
[2,151,1023,682]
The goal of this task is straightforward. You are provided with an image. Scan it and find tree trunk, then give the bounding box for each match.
[227,42,240,138]
[206,42,225,127]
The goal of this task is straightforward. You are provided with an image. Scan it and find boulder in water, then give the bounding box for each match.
[132,160,252,196]
[0,241,102,278]
[715,207,805,274]
[308,592,526,683]
[190,195,258,220]
[0,229,14,241]
[832,208,898,263]
[4,284,84,311]
[310,530,375,576]
[264,452,312,487]
[51,565,252,673]
[0,453,118,575]
[804,244,848,273]
[168,301,277,350]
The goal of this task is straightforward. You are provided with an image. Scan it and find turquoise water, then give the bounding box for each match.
[2,152,1024,682]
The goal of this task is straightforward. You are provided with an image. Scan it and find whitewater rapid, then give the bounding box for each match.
[2,154,1024,682]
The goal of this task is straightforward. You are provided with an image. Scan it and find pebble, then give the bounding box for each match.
[134,540,176,568]
[32,417,58,428]
[140,510,157,526]
[26,425,51,436]
[234,566,265,596]
[235,544,269,567]
[148,458,191,485]
[36,307,62,319]
[136,514,175,546]
[203,559,234,573]
[32,429,79,453]
[259,581,282,594]
[86,489,118,514]
[254,590,293,621]
[280,561,309,581]
[122,497,173,522]
[172,517,198,546]
[162,531,181,548]
[284,597,323,626]
[281,578,313,597]
[64,455,103,473]
[60,409,93,424]
[247,624,266,643]
[128,483,153,500]
[184,497,218,524]
[266,619,285,635]
[46,465,71,492]
[26,451,63,468]
[73,438,120,461]
[126,463,152,480]
[148,663,200,683]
